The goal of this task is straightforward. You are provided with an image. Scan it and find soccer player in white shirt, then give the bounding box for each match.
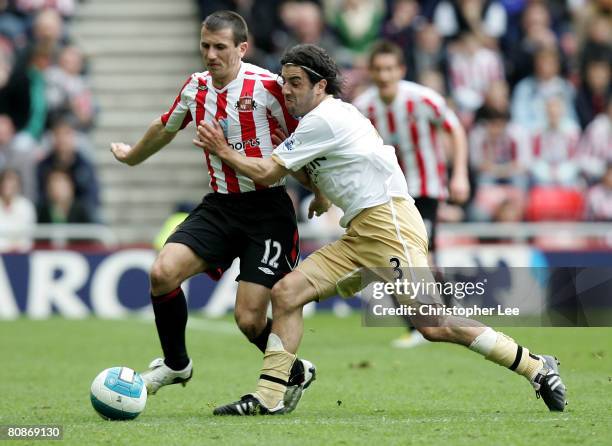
[196,44,566,415]
[110,11,316,411]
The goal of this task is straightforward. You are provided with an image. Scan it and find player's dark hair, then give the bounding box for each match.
[281,44,343,96]
[368,40,406,68]
[202,10,248,46]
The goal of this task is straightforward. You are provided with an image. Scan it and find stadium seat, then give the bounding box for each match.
[525,187,585,221]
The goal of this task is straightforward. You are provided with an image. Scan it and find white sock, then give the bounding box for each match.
[469,327,497,356]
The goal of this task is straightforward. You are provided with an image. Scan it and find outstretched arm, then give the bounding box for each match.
[111,117,177,166]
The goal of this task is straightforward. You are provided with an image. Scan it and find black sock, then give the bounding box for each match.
[151,287,189,371]
[250,318,273,353]
[250,317,303,384]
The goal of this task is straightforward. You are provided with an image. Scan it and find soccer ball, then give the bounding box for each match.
[90,367,147,420]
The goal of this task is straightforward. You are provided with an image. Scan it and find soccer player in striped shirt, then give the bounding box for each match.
[353,40,470,348]
[110,11,318,412]
[197,43,566,415]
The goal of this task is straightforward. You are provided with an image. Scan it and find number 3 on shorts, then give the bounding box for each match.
[390,257,403,280]
[261,239,282,269]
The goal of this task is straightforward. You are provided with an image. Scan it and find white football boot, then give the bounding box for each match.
[140,358,193,395]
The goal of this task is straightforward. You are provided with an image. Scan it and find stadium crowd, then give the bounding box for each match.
[1,0,611,252]
[0,0,99,251]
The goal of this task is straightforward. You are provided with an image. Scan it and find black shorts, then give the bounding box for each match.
[414,197,439,252]
[167,186,299,289]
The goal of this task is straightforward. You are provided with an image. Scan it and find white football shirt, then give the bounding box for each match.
[273,97,411,227]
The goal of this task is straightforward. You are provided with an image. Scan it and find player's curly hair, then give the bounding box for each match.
[281,44,343,97]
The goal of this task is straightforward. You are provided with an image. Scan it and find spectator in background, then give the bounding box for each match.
[381,0,421,79]
[577,13,611,87]
[0,7,63,144]
[433,0,507,47]
[37,168,92,223]
[511,46,578,131]
[0,114,36,199]
[506,1,558,86]
[272,1,345,70]
[15,0,76,18]
[413,22,447,84]
[0,1,28,52]
[474,78,509,121]
[530,96,581,187]
[0,45,42,138]
[20,44,49,140]
[327,0,385,56]
[0,168,36,252]
[30,8,66,58]
[575,55,611,129]
[448,32,504,115]
[579,96,612,183]
[575,0,612,56]
[36,119,99,220]
[45,45,95,131]
[470,107,529,189]
[586,163,612,221]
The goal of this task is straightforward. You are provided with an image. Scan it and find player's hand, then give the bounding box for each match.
[449,172,470,204]
[308,194,331,219]
[110,142,134,165]
[271,128,288,148]
[194,120,228,155]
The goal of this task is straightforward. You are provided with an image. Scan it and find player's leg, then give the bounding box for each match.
[213,236,353,415]
[214,271,320,415]
[143,242,208,393]
[234,280,313,399]
[144,196,235,393]
[392,196,438,348]
[234,280,271,347]
[392,200,566,411]
[414,318,565,410]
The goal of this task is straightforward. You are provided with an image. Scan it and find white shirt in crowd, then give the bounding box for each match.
[0,196,36,252]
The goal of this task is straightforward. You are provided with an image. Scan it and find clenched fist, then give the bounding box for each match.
[110,142,135,165]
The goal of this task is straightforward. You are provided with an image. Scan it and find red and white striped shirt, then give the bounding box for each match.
[532,124,580,164]
[449,46,504,111]
[161,62,298,194]
[353,80,461,199]
[578,113,612,180]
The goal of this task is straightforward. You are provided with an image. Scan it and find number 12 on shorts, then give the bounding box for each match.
[261,239,282,269]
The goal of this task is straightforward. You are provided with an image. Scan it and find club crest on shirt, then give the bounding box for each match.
[235,95,257,112]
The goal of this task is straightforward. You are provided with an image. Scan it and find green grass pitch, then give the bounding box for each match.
[1,314,610,445]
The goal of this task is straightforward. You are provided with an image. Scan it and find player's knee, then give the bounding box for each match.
[150,258,181,295]
[418,326,451,342]
[271,279,295,313]
[234,310,265,340]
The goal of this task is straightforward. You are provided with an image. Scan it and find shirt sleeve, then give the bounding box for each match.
[422,91,460,132]
[160,75,194,132]
[262,77,299,133]
[272,113,335,171]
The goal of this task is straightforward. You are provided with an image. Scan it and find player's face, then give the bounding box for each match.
[281,65,325,118]
[369,53,405,99]
[200,26,247,85]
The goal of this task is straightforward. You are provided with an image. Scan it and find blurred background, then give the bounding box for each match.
[0,0,610,319]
